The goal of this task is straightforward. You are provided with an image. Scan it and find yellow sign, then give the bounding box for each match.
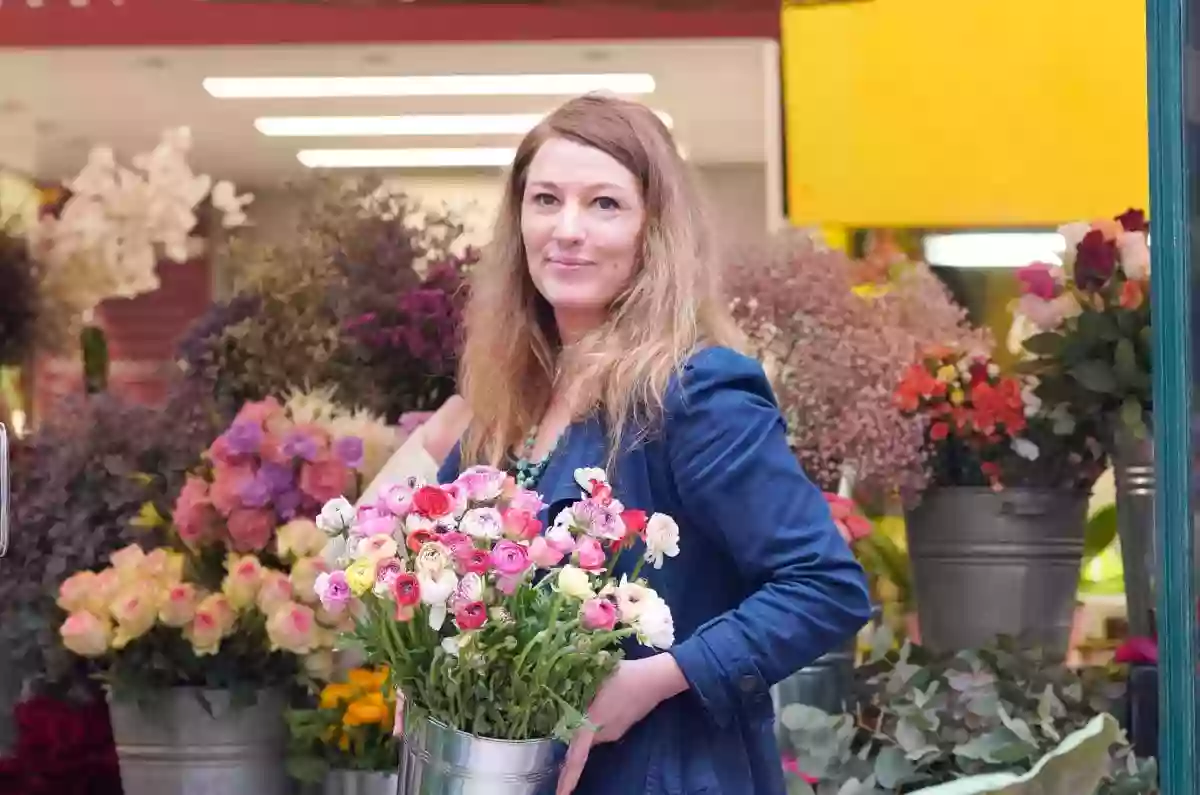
[781,0,1150,228]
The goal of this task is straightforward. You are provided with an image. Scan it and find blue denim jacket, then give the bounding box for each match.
[440,346,871,794]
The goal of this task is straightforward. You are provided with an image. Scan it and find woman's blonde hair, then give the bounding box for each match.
[457,94,742,467]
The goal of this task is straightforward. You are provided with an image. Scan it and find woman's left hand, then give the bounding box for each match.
[556,654,689,795]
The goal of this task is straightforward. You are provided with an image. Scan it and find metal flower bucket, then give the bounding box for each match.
[324,770,400,795]
[905,487,1088,656]
[397,713,559,795]
[108,687,289,795]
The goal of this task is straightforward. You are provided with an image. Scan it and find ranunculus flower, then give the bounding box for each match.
[60,611,112,657]
[300,455,351,504]
[256,570,294,614]
[454,572,485,605]
[418,569,459,630]
[545,518,577,554]
[276,519,327,559]
[580,598,618,632]
[317,497,356,535]
[1117,231,1150,281]
[490,541,531,577]
[266,601,318,654]
[632,593,675,649]
[412,486,454,519]
[454,600,488,631]
[357,514,399,538]
[290,556,329,603]
[555,565,594,601]
[454,465,507,502]
[508,487,547,515]
[620,509,648,538]
[572,499,626,541]
[644,514,681,569]
[159,583,200,627]
[227,508,275,553]
[529,537,565,568]
[611,578,653,622]
[574,536,607,572]
[438,531,474,559]
[374,558,405,597]
[502,509,542,541]
[345,559,376,597]
[356,535,399,562]
[381,483,415,517]
[221,554,265,609]
[314,570,352,614]
[405,527,438,553]
[461,548,492,575]
[414,541,452,577]
[460,507,503,540]
[391,572,421,607]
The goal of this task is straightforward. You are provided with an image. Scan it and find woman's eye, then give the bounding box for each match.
[593,196,621,211]
[532,192,558,207]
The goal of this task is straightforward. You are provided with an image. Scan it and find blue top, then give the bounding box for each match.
[439,346,871,795]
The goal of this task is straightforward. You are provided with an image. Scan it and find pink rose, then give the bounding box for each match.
[227,508,276,552]
[574,536,607,572]
[490,540,531,577]
[266,601,318,654]
[209,462,256,516]
[174,475,218,547]
[580,598,617,632]
[529,537,565,568]
[1016,261,1061,300]
[299,454,351,504]
[60,611,112,657]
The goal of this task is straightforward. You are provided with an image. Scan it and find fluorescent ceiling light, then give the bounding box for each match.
[256,111,674,137]
[298,147,517,169]
[205,73,656,99]
[923,232,1066,269]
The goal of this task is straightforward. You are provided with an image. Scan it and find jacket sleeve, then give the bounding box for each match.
[436,444,462,485]
[665,347,871,728]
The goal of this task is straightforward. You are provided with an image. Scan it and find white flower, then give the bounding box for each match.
[418,569,459,631]
[1020,379,1043,418]
[611,577,655,623]
[459,507,504,540]
[210,180,255,228]
[320,536,350,568]
[632,595,675,649]
[1118,231,1151,281]
[643,513,681,570]
[455,572,485,604]
[1011,437,1040,461]
[1058,222,1092,265]
[405,513,438,536]
[555,566,595,601]
[317,497,355,535]
[574,467,608,492]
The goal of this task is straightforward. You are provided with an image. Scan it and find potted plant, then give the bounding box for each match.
[780,637,1157,794]
[312,467,681,793]
[895,346,1106,655]
[1008,209,1156,637]
[286,666,399,795]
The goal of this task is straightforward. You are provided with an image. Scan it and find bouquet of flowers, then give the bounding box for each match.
[895,346,1105,491]
[313,466,679,741]
[1010,209,1152,437]
[285,666,398,782]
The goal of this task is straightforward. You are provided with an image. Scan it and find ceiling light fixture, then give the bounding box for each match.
[255,111,673,137]
[204,73,656,99]
[923,232,1066,269]
[297,147,518,169]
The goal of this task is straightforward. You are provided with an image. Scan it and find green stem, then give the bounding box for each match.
[80,323,108,394]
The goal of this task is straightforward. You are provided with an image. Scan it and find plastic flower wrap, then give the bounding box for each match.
[1009,208,1152,438]
[895,346,1104,491]
[313,466,679,741]
[285,666,399,782]
[171,396,369,553]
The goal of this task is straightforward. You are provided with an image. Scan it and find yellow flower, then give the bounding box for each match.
[320,683,357,710]
[343,692,390,728]
[949,388,965,406]
[345,558,376,597]
[347,667,389,693]
[935,365,958,383]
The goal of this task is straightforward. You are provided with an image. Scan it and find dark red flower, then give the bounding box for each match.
[454,600,488,631]
[1074,230,1118,290]
[1116,208,1149,233]
[391,572,421,607]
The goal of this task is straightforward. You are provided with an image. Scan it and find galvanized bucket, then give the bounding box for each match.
[905,487,1088,656]
[397,714,559,795]
[325,770,400,795]
[108,687,288,795]
[771,640,855,751]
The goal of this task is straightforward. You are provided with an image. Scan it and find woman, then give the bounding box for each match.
[439,94,871,795]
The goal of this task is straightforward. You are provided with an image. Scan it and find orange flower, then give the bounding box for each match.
[319,683,356,710]
[1119,279,1145,310]
[343,692,391,728]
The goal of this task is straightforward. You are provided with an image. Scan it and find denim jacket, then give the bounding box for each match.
[440,346,871,794]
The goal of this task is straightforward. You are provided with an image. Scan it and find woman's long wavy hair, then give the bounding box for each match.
[457,94,743,467]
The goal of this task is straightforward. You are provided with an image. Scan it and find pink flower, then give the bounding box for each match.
[174,475,218,547]
[1114,636,1158,665]
[375,558,405,592]
[502,509,542,541]
[357,514,398,537]
[509,488,547,515]
[381,483,415,517]
[159,583,199,627]
[235,396,283,427]
[1016,262,1061,300]
[461,548,492,575]
[574,536,607,572]
[60,611,112,657]
[454,600,488,631]
[266,601,318,654]
[529,537,565,568]
[823,493,873,544]
[439,531,474,559]
[209,462,256,516]
[580,598,617,632]
[300,454,351,504]
[545,522,577,555]
[227,509,276,553]
[490,541,531,577]
[454,465,508,502]
[314,571,352,614]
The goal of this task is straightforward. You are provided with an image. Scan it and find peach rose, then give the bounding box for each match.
[289,556,330,605]
[57,571,98,614]
[266,601,318,654]
[60,611,112,657]
[159,583,200,627]
[221,554,265,609]
[256,570,295,615]
[109,584,159,649]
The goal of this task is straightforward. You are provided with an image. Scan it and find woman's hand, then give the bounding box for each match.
[556,654,689,795]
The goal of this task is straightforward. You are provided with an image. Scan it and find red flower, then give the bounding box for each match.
[620,509,648,537]
[406,528,437,553]
[412,486,454,519]
[454,600,488,631]
[1016,262,1060,300]
[1116,208,1149,233]
[590,480,614,506]
[1074,230,1118,290]
[391,573,421,607]
[0,696,122,795]
[462,548,493,575]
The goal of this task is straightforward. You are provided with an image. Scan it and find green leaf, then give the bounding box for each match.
[1113,338,1142,389]
[1020,332,1065,357]
[1068,360,1118,394]
[1082,505,1117,562]
[874,746,916,789]
[1120,396,1146,436]
[1078,310,1119,343]
[786,777,817,795]
[954,728,1027,764]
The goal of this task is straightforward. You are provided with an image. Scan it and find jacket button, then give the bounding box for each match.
[738,675,758,693]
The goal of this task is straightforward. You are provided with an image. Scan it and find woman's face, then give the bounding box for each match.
[520,137,646,341]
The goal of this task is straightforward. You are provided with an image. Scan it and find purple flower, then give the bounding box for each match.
[275,488,303,520]
[258,462,295,495]
[282,430,319,462]
[224,420,263,456]
[333,436,364,468]
[239,474,273,509]
[315,571,352,613]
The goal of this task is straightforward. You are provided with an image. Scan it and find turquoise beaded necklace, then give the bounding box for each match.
[512,425,561,489]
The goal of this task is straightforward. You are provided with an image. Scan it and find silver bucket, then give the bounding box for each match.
[771,640,855,750]
[108,687,288,795]
[905,487,1088,656]
[397,714,559,795]
[325,770,400,795]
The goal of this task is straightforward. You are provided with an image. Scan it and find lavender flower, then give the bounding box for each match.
[282,430,319,462]
[333,436,365,468]
[224,419,263,456]
[258,461,295,495]
[238,475,273,509]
